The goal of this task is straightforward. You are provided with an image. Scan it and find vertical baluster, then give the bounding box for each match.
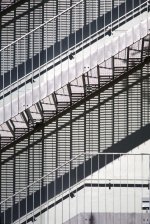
[141,154,143,224]
[149,155,150,223]
[120,153,121,224]
[76,156,78,224]
[18,193,20,224]
[46,23,48,96]
[54,170,56,224]
[10,45,12,119]
[16,41,19,114]
[24,37,26,109]
[4,202,5,224]
[91,153,93,214]
[26,187,28,224]
[33,183,35,224]
[2,49,5,123]
[11,196,13,224]
[47,175,49,224]
[113,154,115,224]
[40,179,42,224]
[53,19,55,93]
[75,5,77,78]
[127,154,129,224]
[62,170,63,223]
[39,27,41,100]
[98,153,100,222]
[105,154,107,224]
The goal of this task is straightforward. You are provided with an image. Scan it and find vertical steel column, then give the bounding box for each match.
[70,109,73,169]
[12,124,16,206]
[53,93,58,177]
[67,84,73,168]
[13,0,16,68]
[84,0,86,25]
[140,38,145,128]
[97,65,101,152]
[27,118,30,195]
[33,0,35,59]
[0,136,1,215]
[42,124,44,185]
[126,47,130,136]
[0,3,1,77]
[56,0,58,43]
[82,75,87,155]
[98,0,100,17]
[112,56,115,145]
[70,0,72,35]
[42,0,44,51]
[27,0,30,59]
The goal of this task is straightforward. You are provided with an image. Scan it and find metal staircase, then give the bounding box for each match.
[0,0,127,77]
[0,32,150,214]
[0,0,150,223]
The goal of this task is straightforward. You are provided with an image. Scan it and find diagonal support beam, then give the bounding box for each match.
[1,55,150,153]
[6,120,15,136]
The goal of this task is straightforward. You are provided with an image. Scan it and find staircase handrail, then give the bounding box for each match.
[0,152,150,205]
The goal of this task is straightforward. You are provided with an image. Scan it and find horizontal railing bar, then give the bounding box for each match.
[0,0,147,97]
[0,0,83,52]
[0,151,150,205]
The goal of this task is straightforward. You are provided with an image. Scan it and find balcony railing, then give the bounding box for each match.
[0,0,149,126]
[0,152,150,223]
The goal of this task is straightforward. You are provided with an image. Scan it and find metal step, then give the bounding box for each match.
[0,34,150,207]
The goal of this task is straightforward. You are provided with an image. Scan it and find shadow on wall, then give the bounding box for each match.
[0,0,146,90]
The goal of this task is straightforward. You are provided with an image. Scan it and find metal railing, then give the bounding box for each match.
[0,0,149,126]
[0,0,148,106]
[1,152,150,223]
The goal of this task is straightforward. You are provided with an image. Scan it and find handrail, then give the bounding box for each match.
[0,152,84,205]
[0,0,148,53]
[0,0,83,52]
[0,0,148,96]
[1,151,150,224]
[1,151,150,205]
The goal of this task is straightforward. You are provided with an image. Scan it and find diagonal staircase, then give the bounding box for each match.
[0,0,150,223]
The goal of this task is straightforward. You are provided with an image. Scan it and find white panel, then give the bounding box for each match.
[4,103,11,121]
[148,16,150,30]
[55,72,61,90]
[62,68,68,86]
[76,57,84,78]
[12,98,18,117]
[40,82,47,100]
[140,19,148,38]
[26,90,32,107]
[47,76,54,95]
[126,28,133,47]
[111,36,119,56]
[0,108,3,124]
[47,70,55,94]
[90,41,98,67]
[90,50,98,68]
[33,86,39,104]
[19,94,25,113]
[84,53,90,68]
[68,61,76,82]
[119,32,126,52]
[61,60,69,86]
[104,40,111,60]
[97,45,105,64]
[133,24,140,43]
